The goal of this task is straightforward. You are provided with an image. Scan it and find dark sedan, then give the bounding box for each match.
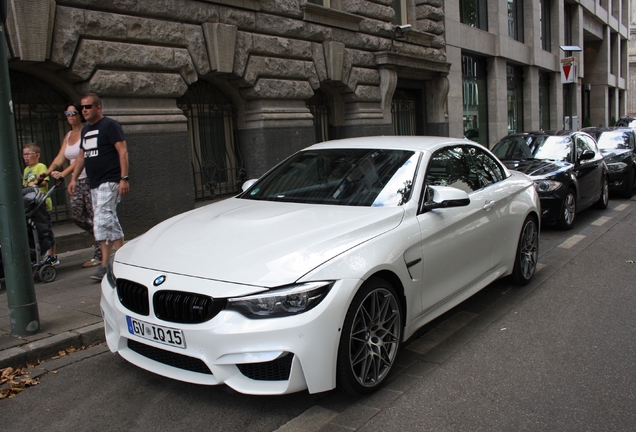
[492,131,609,229]
[582,127,636,198]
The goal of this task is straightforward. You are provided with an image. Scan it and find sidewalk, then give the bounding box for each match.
[0,247,106,369]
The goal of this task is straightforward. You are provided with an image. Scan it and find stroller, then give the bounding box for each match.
[21,180,62,283]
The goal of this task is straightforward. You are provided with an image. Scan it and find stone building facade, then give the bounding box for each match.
[5,0,630,239]
[5,0,450,237]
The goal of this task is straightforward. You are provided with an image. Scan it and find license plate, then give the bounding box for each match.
[126,316,186,349]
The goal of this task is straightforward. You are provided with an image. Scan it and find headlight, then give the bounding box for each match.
[607,162,627,172]
[226,281,334,319]
[533,180,562,193]
[106,255,117,288]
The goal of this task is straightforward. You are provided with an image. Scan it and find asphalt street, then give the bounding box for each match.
[0,197,635,431]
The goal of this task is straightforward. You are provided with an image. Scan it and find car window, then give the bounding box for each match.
[575,135,595,159]
[425,146,481,193]
[596,131,632,150]
[492,136,533,160]
[242,148,419,207]
[533,136,572,161]
[467,146,506,187]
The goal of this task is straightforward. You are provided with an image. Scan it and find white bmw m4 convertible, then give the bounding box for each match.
[101,136,540,396]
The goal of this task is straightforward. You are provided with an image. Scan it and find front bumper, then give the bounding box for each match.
[607,170,629,191]
[538,194,564,223]
[101,264,358,395]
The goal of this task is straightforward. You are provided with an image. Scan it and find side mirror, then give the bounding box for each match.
[579,149,595,161]
[421,186,470,213]
[241,179,258,192]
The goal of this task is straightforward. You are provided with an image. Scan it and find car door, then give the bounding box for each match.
[415,145,504,312]
[574,133,604,208]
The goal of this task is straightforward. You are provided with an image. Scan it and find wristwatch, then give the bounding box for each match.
[120,176,129,181]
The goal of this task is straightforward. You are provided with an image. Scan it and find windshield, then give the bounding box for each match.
[596,131,631,150]
[241,149,419,207]
[493,135,571,161]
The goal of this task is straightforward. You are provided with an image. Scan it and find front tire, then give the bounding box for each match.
[337,277,402,395]
[39,265,56,283]
[511,216,539,285]
[557,188,576,230]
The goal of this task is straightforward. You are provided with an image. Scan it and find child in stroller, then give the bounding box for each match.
[0,183,59,283]
[22,182,61,282]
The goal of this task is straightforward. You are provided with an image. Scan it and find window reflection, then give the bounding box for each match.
[596,131,631,150]
[426,146,505,193]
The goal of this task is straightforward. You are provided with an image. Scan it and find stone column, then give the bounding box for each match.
[238,98,316,178]
[426,76,450,137]
[487,58,509,146]
[589,85,607,127]
[550,71,563,130]
[96,98,193,238]
[237,72,317,178]
[572,4,585,127]
[331,67,394,140]
[446,45,464,139]
[523,66,540,131]
[234,36,321,178]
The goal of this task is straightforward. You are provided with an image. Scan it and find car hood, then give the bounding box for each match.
[116,198,404,287]
[501,159,571,178]
[600,148,631,163]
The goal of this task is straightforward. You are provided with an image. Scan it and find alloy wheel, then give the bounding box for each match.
[347,287,401,389]
[560,191,576,229]
[518,218,538,281]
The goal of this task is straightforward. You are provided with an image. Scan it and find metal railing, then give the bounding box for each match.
[177,81,245,200]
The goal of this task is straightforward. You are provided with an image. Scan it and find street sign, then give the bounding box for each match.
[561,57,577,84]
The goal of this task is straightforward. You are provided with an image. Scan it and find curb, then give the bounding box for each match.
[0,323,105,369]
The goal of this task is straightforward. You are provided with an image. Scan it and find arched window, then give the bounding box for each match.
[306,90,330,143]
[391,90,417,135]
[10,71,69,221]
[177,81,244,200]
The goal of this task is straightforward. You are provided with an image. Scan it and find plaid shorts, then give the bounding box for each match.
[91,182,124,243]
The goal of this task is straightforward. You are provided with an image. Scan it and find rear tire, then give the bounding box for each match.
[511,216,539,285]
[557,189,576,230]
[620,169,635,199]
[336,277,402,395]
[594,176,609,209]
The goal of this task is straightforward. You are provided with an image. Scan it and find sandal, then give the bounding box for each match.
[82,258,101,268]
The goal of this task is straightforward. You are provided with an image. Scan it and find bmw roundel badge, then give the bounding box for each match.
[153,275,166,286]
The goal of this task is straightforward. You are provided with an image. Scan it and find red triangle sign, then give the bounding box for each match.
[563,65,571,80]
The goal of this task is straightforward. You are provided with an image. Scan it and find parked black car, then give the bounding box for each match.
[581,127,636,198]
[492,131,609,230]
[615,115,636,129]
[464,128,479,141]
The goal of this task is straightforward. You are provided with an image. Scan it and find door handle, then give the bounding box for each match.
[483,200,496,211]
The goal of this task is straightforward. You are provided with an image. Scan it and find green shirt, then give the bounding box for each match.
[22,163,52,212]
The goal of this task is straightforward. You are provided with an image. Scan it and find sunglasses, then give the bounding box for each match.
[64,111,80,116]
[81,104,95,110]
